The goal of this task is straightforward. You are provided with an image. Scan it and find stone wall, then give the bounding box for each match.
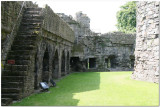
[75,11,90,29]
[82,32,135,71]
[58,12,136,71]
[1,1,37,68]
[1,1,22,41]
[57,12,97,44]
[33,5,75,89]
[132,1,159,83]
[42,5,75,43]
[1,1,24,66]
[1,2,75,102]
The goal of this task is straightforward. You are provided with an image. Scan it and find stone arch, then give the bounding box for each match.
[61,50,65,76]
[66,51,70,74]
[52,49,59,79]
[108,55,116,68]
[42,47,49,83]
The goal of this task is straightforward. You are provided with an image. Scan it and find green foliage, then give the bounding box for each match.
[12,72,158,106]
[116,1,136,33]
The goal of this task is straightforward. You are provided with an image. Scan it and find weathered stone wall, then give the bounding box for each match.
[1,1,23,41]
[75,11,90,29]
[1,1,24,66]
[1,1,37,68]
[33,5,75,89]
[132,1,160,83]
[58,12,97,44]
[82,32,135,71]
[42,5,75,43]
[59,13,135,71]
[1,2,75,103]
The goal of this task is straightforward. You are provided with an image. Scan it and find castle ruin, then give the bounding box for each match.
[1,1,159,106]
[58,12,136,72]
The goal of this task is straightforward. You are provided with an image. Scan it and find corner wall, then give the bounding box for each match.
[132,1,159,83]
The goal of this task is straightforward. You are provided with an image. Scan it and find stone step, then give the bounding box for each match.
[14,39,36,43]
[2,82,23,88]
[19,31,40,35]
[19,28,40,32]
[2,76,26,82]
[4,64,28,71]
[2,88,22,93]
[2,93,21,100]
[11,45,35,50]
[2,70,28,76]
[22,19,42,23]
[23,14,43,19]
[19,26,41,31]
[7,54,32,60]
[20,24,41,29]
[15,35,37,40]
[25,7,42,11]
[1,98,13,106]
[24,11,41,15]
[13,60,31,65]
[21,22,41,26]
[9,50,35,56]
[13,40,35,45]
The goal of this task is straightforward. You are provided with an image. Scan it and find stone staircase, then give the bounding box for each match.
[1,7,43,106]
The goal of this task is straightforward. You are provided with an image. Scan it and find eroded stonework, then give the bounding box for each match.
[82,33,135,71]
[2,1,159,106]
[1,2,74,105]
[132,1,160,83]
[58,12,136,71]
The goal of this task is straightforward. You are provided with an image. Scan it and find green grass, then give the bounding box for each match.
[11,72,159,106]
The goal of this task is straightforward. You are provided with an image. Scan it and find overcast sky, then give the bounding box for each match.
[34,0,127,34]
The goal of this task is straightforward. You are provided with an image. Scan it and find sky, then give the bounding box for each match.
[34,0,127,34]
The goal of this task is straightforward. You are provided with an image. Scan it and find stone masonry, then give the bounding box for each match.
[1,1,159,106]
[58,12,136,71]
[1,2,74,105]
[132,1,159,83]
[1,1,38,68]
[82,32,135,71]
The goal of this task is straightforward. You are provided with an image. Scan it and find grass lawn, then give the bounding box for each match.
[11,72,159,106]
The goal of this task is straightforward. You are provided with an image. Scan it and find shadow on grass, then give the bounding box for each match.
[11,72,100,106]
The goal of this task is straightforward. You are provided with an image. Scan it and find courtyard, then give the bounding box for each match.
[1,1,159,106]
[11,72,159,106]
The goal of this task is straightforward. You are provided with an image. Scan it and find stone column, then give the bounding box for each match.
[58,49,61,78]
[64,50,67,75]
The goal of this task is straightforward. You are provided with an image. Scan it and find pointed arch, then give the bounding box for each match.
[42,47,49,83]
[52,49,59,79]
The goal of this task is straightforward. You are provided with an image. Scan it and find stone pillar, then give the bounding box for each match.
[68,51,71,74]
[58,50,62,78]
[48,48,54,85]
[37,54,43,85]
[132,1,159,83]
[87,58,89,69]
[64,50,67,75]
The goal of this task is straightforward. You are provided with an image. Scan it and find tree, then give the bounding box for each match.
[116,1,136,33]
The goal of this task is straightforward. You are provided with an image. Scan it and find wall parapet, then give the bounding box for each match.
[41,5,75,43]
